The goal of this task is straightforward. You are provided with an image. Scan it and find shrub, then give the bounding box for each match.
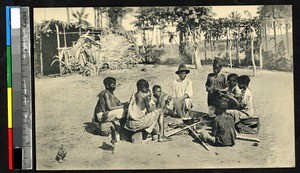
[138,45,165,64]
[162,57,183,65]
[275,58,293,72]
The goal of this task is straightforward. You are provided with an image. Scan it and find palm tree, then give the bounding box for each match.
[228,11,242,66]
[66,8,70,23]
[71,8,91,28]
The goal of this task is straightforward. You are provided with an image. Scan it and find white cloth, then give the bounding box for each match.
[127,94,146,120]
[241,88,253,117]
[172,78,193,99]
[126,94,159,133]
[229,85,242,97]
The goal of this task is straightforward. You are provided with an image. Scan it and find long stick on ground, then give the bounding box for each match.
[187,126,209,151]
[165,121,202,137]
[142,121,202,144]
[236,134,260,143]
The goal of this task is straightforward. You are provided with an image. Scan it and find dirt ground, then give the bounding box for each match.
[35,64,294,170]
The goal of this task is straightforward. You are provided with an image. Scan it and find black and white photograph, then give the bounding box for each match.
[33,6,294,170]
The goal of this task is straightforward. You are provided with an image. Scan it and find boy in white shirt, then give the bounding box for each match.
[172,63,193,119]
[226,75,254,123]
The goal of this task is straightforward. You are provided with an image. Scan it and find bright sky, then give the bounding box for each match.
[34,6,260,27]
[211,6,259,18]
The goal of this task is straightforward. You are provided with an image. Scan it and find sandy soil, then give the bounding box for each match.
[35,64,294,170]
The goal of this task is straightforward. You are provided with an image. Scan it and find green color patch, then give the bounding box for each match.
[7,46,11,87]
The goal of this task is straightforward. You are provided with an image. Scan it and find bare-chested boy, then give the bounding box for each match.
[94,77,125,123]
[205,59,227,117]
[126,79,171,142]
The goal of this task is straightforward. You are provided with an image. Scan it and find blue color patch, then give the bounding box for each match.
[6,6,11,46]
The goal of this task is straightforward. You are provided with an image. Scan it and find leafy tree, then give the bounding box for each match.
[173,6,213,69]
[107,7,133,30]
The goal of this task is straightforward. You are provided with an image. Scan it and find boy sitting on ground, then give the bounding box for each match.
[205,58,228,117]
[198,99,236,147]
[172,63,193,119]
[152,85,173,114]
[226,75,254,123]
[94,77,125,124]
[226,73,242,109]
[126,79,172,142]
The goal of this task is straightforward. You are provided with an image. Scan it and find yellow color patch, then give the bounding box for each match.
[7,88,12,128]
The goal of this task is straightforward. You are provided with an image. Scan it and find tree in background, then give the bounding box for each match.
[228,11,242,66]
[93,7,107,28]
[71,8,91,28]
[107,7,133,30]
[173,6,213,69]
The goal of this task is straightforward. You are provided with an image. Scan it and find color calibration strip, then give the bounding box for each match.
[6,6,13,170]
[7,6,33,170]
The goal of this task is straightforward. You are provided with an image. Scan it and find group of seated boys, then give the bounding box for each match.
[93,59,254,146]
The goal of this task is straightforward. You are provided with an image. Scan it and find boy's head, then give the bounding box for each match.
[152,85,162,99]
[137,79,150,93]
[237,75,250,90]
[175,63,190,81]
[227,73,238,88]
[103,77,116,92]
[213,58,222,75]
[215,99,228,116]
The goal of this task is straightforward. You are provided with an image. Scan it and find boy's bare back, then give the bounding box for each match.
[135,92,151,112]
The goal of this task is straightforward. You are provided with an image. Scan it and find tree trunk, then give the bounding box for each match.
[286,22,290,59]
[170,42,173,58]
[280,24,283,40]
[251,36,256,76]
[209,33,213,60]
[179,30,183,45]
[66,8,70,24]
[156,26,159,48]
[39,36,43,76]
[264,22,268,52]
[151,29,154,45]
[259,43,263,69]
[204,39,207,61]
[227,28,232,68]
[194,45,201,69]
[236,28,240,66]
[273,20,277,53]
[98,9,101,27]
[272,5,277,54]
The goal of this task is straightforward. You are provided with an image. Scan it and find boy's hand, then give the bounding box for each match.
[166,96,172,104]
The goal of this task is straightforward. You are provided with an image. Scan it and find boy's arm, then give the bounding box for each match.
[205,76,214,93]
[104,93,123,111]
[211,119,218,137]
[143,92,155,112]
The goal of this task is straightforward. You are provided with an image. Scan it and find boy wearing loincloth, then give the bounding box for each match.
[172,63,193,119]
[126,79,171,142]
[94,77,125,123]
